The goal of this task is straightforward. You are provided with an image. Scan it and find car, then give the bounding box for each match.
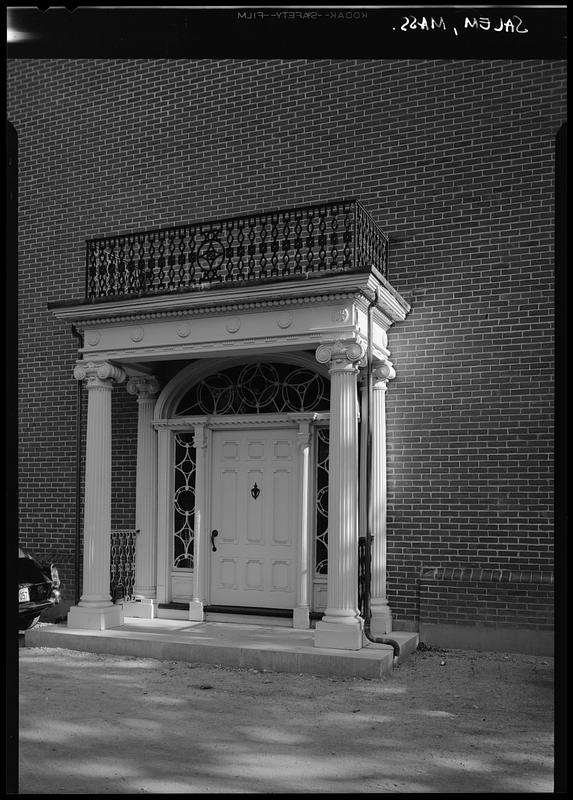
[18,548,61,631]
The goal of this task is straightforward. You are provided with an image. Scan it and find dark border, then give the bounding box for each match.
[7,5,567,59]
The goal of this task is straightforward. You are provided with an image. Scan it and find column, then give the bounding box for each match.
[189,424,208,621]
[68,360,126,630]
[314,340,365,650]
[294,422,312,629]
[370,361,396,636]
[123,376,160,619]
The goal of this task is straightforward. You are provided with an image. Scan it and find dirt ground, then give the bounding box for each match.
[17,643,554,794]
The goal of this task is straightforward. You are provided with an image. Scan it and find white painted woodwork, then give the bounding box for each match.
[67,361,125,630]
[314,341,364,650]
[293,423,312,629]
[370,362,396,636]
[209,428,298,609]
[55,265,412,649]
[155,427,173,605]
[189,424,208,619]
[52,273,410,367]
[126,376,160,603]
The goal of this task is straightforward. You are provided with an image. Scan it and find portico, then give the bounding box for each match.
[51,199,410,651]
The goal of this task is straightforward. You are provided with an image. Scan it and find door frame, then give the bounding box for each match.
[154,412,329,628]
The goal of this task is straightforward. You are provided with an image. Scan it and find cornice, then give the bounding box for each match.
[57,292,360,328]
[153,411,329,430]
[50,272,410,327]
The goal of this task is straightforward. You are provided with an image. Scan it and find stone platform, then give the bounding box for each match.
[25,617,419,679]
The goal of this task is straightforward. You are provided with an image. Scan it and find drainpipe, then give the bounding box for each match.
[362,287,401,661]
[71,324,83,605]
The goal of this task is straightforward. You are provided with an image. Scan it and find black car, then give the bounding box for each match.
[18,549,61,630]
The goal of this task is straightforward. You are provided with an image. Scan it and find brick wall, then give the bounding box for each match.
[419,565,554,654]
[420,566,554,629]
[8,59,564,628]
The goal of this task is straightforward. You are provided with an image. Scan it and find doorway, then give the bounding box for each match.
[209,428,298,609]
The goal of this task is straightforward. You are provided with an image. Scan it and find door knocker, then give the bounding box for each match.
[250,482,260,500]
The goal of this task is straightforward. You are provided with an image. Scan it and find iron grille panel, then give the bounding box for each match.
[173,432,196,570]
[315,427,329,576]
[110,529,138,602]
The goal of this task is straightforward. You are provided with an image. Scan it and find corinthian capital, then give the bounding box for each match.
[74,360,126,387]
[315,339,366,372]
[126,375,160,400]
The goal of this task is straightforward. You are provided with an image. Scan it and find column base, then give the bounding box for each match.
[314,618,364,650]
[122,598,157,619]
[293,606,310,630]
[188,600,205,621]
[370,604,393,636]
[67,603,124,630]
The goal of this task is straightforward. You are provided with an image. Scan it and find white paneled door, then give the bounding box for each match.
[210,428,298,609]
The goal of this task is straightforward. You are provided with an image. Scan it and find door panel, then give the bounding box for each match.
[210,429,297,608]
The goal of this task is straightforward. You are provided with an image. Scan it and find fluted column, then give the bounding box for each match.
[370,361,396,636]
[189,424,208,621]
[314,340,365,650]
[68,360,126,630]
[124,375,160,618]
[294,422,312,629]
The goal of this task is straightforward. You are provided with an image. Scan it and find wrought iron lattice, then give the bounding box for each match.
[177,362,330,416]
[173,432,196,569]
[110,529,139,602]
[85,198,388,300]
[315,427,329,575]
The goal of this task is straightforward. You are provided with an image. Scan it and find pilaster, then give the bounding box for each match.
[189,424,208,621]
[294,422,312,629]
[68,360,126,630]
[123,375,160,619]
[314,340,365,650]
[369,360,396,636]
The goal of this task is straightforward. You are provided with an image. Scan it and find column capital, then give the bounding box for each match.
[126,375,160,400]
[315,339,366,373]
[74,360,126,387]
[193,423,208,450]
[372,359,396,388]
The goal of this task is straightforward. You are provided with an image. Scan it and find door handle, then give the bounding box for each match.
[210,529,219,552]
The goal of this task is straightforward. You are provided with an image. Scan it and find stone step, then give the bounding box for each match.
[23,618,412,679]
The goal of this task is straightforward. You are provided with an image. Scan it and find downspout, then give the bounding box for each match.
[362,287,401,661]
[71,324,83,605]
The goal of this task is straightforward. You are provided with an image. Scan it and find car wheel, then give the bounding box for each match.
[19,614,40,631]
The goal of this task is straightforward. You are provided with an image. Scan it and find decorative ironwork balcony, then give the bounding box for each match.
[85,198,388,301]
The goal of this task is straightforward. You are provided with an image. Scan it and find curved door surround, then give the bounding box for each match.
[210,428,298,609]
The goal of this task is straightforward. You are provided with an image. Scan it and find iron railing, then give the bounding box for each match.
[110,529,139,603]
[85,198,388,301]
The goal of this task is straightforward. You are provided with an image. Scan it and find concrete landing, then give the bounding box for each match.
[24,618,418,679]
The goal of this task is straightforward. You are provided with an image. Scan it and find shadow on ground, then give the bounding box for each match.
[18,646,553,794]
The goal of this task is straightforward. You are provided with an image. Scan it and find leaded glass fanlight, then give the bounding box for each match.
[176,362,330,416]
